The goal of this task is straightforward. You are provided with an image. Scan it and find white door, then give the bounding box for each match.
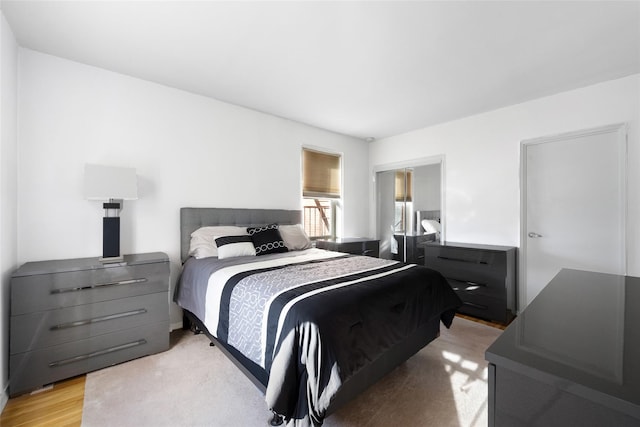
[522,124,626,308]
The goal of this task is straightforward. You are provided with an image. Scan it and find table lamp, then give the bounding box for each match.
[84,164,138,263]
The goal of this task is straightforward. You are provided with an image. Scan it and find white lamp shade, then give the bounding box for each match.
[84,164,138,200]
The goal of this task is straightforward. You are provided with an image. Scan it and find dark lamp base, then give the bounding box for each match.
[103,217,121,259]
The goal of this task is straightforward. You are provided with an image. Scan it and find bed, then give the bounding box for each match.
[174,207,461,426]
[415,209,441,240]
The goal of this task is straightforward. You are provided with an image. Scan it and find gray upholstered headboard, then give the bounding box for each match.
[180,207,302,263]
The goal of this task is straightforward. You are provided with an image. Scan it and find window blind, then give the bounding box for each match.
[303,149,341,199]
[395,170,413,202]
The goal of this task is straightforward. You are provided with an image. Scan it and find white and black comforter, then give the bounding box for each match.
[175,248,461,426]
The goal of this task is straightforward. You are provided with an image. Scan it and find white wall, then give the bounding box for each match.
[412,164,441,213]
[18,49,370,328]
[0,11,19,411]
[370,74,640,308]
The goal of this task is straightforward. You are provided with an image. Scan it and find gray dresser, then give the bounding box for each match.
[423,242,516,324]
[9,252,170,396]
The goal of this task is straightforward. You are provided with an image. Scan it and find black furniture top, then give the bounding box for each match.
[315,237,379,257]
[486,269,640,422]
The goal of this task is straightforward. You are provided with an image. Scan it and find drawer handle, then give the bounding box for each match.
[362,250,374,255]
[51,278,148,294]
[50,309,148,330]
[462,301,488,310]
[48,339,147,367]
[437,256,488,265]
[449,278,487,290]
[464,280,486,288]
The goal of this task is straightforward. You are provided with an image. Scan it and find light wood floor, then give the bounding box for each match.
[0,376,85,426]
[456,313,508,330]
[0,314,508,426]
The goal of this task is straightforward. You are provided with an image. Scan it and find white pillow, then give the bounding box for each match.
[188,226,248,259]
[421,219,441,235]
[279,224,312,251]
[214,235,256,259]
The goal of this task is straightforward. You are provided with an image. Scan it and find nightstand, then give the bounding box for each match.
[9,252,170,396]
[315,238,380,257]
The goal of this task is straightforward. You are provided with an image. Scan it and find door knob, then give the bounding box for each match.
[528,232,543,238]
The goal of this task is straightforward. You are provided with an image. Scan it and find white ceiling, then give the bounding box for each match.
[2,1,639,140]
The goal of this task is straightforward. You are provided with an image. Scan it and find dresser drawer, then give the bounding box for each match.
[456,292,507,322]
[10,292,169,354]
[445,277,506,301]
[424,245,499,264]
[9,321,169,396]
[424,250,507,290]
[11,262,169,315]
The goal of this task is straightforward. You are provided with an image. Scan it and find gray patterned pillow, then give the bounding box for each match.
[246,224,288,256]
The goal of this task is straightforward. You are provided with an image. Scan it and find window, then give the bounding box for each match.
[394,170,413,203]
[302,148,341,239]
[394,169,412,232]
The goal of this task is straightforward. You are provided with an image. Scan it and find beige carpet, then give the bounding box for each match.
[82,317,501,427]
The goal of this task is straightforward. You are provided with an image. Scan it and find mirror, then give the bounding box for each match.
[376,163,442,263]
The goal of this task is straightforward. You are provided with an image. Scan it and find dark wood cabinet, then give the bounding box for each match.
[315,238,379,257]
[423,242,516,324]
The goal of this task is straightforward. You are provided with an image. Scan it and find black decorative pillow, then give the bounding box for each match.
[247,223,288,256]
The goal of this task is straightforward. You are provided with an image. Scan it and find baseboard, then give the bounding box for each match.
[1,384,8,414]
[170,321,183,331]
